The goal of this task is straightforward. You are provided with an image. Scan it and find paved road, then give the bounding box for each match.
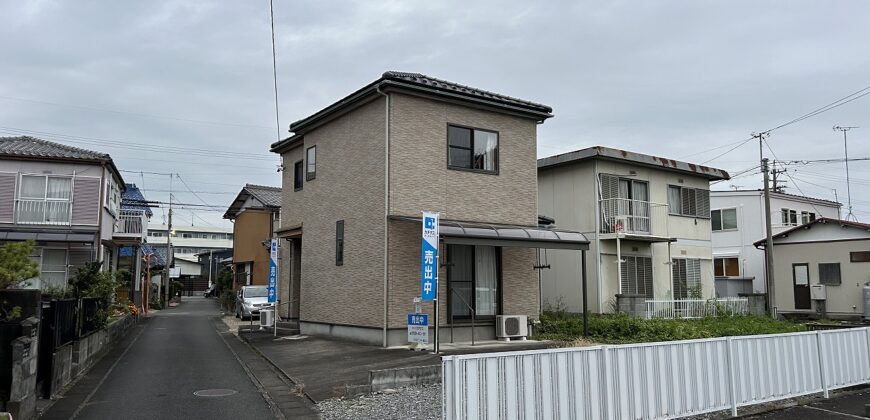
[743,389,870,419]
[43,297,277,420]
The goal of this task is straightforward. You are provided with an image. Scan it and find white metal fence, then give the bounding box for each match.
[442,327,870,420]
[646,298,749,319]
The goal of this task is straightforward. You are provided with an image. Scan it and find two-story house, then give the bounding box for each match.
[270,72,588,347]
[711,190,841,295]
[0,136,131,289]
[538,147,730,314]
[223,184,281,289]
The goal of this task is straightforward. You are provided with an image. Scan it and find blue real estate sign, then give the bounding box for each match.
[407,313,429,344]
[420,211,439,301]
[268,238,278,303]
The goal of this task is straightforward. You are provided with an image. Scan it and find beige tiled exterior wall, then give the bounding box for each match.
[279,97,387,328]
[388,93,539,226]
[280,146,305,229]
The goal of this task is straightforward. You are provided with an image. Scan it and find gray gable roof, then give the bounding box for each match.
[538,145,731,181]
[223,183,281,219]
[245,184,281,207]
[0,136,125,185]
[273,71,553,152]
[0,136,111,161]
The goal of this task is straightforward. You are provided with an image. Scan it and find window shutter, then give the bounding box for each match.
[640,257,653,299]
[68,247,94,278]
[0,173,15,223]
[681,188,696,216]
[599,174,619,200]
[695,189,710,217]
[686,259,701,291]
[620,257,633,294]
[672,259,686,299]
[72,177,100,226]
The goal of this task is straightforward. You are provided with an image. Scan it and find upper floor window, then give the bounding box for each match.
[17,175,72,224]
[781,208,798,226]
[801,211,816,225]
[306,146,316,181]
[294,160,303,191]
[714,257,740,277]
[667,185,710,218]
[106,178,120,215]
[447,125,498,173]
[711,208,738,231]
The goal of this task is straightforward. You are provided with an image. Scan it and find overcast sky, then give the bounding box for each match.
[1,1,869,227]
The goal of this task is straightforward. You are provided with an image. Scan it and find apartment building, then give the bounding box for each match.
[271,71,588,347]
[538,147,730,313]
[711,190,841,294]
[146,223,233,277]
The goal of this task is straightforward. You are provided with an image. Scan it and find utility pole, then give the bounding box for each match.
[762,158,776,318]
[165,174,174,308]
[770,162,787,193]
[755,131,776,318]
[833,126,858,221]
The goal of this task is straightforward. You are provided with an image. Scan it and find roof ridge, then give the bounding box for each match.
[383,71,551,110]
[244,183,280,191]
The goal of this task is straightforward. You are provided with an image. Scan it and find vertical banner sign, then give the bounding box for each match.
[268,239,278,303]
[420,211,439,301]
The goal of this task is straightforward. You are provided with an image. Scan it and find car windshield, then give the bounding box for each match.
[244,287,268,298]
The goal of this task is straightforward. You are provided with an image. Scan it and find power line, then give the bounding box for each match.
[0,95,272,129]
[269,0,282,144]
[0,126,277,161]
[764,139,823,215]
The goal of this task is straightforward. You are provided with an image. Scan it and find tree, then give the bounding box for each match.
[0,241,39,289]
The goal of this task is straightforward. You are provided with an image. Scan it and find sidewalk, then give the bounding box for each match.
[743,388,870,419]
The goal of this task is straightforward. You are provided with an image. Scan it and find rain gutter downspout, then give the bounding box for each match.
[377,85,390,347]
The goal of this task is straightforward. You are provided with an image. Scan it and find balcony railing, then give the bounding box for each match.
[645,298,749,319]
[599,198,669,237]
[16,199,71,225]
[114,210,147,240]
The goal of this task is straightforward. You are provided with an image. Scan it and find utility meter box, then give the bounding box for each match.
[810,284,827,300]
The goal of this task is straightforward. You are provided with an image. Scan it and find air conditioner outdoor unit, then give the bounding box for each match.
[259,309,275,328]
[496,315,528,340]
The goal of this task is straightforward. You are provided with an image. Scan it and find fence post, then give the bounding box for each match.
[815,331,829,398]
[602,346,612,420]
[725,337,738,416]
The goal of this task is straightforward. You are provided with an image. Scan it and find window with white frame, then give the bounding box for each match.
[801,211,816,225]
[781,208,798,226]
[17,175,72,224]
[672,258,702,299]
[714,257,740,277]
[106,177,120,215]
[40,248,68,288]
[711,208,738,231]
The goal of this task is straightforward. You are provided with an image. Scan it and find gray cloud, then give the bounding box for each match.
[1,0,869,225]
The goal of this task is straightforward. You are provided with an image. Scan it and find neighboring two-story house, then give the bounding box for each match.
[223,184,281,289]
[711,190,841,295]
[538,147,730,313]
[270,72,588,347]
[0,136,131,289]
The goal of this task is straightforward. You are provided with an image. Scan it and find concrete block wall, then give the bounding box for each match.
[616,294,647,317]
[7,317,39,420]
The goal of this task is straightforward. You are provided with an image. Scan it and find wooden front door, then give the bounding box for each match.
[792,263,811,310]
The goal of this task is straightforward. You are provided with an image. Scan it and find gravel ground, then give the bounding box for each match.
[318,384,441,420]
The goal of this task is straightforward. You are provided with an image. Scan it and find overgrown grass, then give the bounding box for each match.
[535,311,807,344]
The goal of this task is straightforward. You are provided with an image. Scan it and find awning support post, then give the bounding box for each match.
[582,249,588,337]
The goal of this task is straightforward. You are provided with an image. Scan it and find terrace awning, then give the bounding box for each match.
[389,216,589,250]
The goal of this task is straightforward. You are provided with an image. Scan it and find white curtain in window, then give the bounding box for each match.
[450,245,473,317]
[20,176,46,199]
[474,131,498,171]
[668,186,682,214]
[475,246,498,316]
[47,177,71,199]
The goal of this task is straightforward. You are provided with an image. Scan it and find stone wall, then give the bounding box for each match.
[8,317,39,420]
[739,293,768,316]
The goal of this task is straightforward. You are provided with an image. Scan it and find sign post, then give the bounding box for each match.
[268,239,279,336]
[420,211,439,353]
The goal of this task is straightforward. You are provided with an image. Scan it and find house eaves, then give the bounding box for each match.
[752,217,870,248]
[538,145,730,181]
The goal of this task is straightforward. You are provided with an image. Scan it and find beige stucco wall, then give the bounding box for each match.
[388,92,538,226]
[538,158,716,313]
[772,238,870,317]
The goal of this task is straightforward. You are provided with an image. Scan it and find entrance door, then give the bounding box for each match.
[792,263,811,309]
[446,244,500,320]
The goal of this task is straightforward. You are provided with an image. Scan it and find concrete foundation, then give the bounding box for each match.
[616,294,647,317]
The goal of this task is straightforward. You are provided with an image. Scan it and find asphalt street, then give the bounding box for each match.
[42,297,277,420]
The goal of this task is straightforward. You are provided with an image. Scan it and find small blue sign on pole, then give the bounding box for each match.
[407,313,429,344]
[420,212,439,302]
[268,239,278,303]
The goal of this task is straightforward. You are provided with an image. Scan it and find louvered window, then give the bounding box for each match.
[620,256,653,298]
[818,263,841,285]
[673,258,702,299]
[667,185,710,218]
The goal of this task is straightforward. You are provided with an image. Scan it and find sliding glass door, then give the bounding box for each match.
[447,244,500,320]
